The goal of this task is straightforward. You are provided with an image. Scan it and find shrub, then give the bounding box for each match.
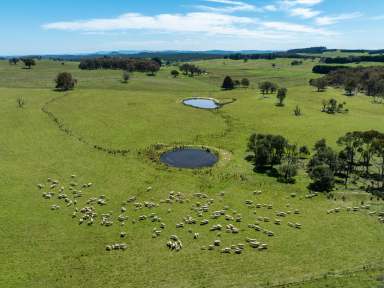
[55,72,77,91]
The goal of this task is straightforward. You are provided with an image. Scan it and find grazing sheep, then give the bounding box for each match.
[194,233,199,239]
[210,224,223,231]
[221,247,231,254]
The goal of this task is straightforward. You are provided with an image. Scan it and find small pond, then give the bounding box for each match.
[183,98,220,109]
[160,148,218,169]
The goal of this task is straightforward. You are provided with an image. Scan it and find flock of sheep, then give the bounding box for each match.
[327,204,384,224]
[37,175,383,256]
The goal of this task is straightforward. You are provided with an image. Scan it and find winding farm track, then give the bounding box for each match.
[41,93,131,157]
[41,93,234,158]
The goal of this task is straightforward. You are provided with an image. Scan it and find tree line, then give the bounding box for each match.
[311,66,384,102]
[225,53,315,61]
[78,57,161,75]
[321,55,384,64]
[247,131,384,196]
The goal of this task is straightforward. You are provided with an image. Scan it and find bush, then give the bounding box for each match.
[222,76,235,90]
[55,72,76,91]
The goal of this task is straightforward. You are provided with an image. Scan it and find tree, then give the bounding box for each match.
[55,72,76,91]
[259,81,278,95]
[9,58,19,65]
[276,88,287,106]
[344,79,358,96]
[122,71,130,83]
[277,161,298,183]
[299,146,310,158]
[309,78,327,92]
[277,144,299,183]
[171,70,180,78]
[151,57,162,67]
[241,78,250,88]
[222,76,235,90]
[309,164,335,192]
[146,62,160,76]
[21,58,36,69]
[247,133,288,169]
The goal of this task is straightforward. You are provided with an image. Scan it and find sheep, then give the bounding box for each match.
[210,224,222,231]
[221,247,231,254]
[120,232,127,238]
[208,245,215,250]
[37,184,44,189]
[213,240,221,246]
[249,241,260,248]
[50,204,60,211]
[274,219,281,225]
[194,233,199,239]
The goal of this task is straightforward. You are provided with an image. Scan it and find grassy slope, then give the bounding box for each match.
[0,59,383,288]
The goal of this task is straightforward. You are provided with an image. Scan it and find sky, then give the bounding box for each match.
[1,0,384,55]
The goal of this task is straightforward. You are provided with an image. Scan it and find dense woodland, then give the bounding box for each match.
[321,55,384,64]
[78,57,161,74]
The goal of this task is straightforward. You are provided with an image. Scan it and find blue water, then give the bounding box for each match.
[160,148,218,169]
[183,98,220,109]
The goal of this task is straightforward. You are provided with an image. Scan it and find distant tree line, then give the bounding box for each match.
[247,131,384,195]
[312,65,351,74]
[78,57,161,75]
[287,47,328,54]
[321,55,384,64]
[225,53,315,61]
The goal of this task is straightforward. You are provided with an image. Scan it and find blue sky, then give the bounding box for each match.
[1,0,384,55]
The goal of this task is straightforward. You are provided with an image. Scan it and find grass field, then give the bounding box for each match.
[0,58,383,288]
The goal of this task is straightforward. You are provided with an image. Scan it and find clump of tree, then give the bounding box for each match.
[315,66,384,103]
[309,78,327,92]
[179,64,204,77]
[79,58,160,75]
[276,88,287,106]
[55,72,77,91]
[321,99,348,114]
[222,76,235,90]
[247,130,384,195]
[247,133,299,183]
[291,60,303,66]
[21,58,36,69]
[258,81,278,95]
[312,65,350,74]
[171,70,180,78]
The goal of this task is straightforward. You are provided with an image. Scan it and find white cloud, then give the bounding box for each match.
[290,8,321,18]
[263,5,278,12]
[315,12,362,25]
[196,0,258,13]
[43,12,255,33]
[43,11,332,36]
[262,21,331,34]
[280,0,323,8]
